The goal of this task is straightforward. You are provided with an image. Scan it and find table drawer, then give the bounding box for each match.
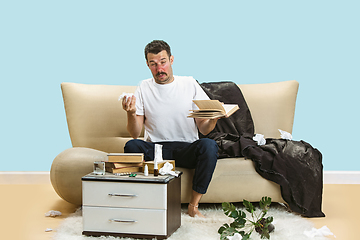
[83,206,166,235]
[83,181,167,209]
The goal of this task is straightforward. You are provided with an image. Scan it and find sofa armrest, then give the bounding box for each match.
[50,147,108,205]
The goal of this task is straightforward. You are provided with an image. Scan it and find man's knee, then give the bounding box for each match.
[124,139,144,153]
[198,138,219,154]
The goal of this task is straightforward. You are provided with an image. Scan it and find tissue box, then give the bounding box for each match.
[145,160,175,174]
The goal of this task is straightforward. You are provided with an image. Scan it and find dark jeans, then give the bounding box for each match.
[124,138,219,194]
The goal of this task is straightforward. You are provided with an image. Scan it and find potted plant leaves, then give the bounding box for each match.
[218,196,275,239]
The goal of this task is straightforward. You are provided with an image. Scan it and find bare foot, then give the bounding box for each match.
[187,204,205,218]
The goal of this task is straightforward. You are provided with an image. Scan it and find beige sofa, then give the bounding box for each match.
[50,80,299,206]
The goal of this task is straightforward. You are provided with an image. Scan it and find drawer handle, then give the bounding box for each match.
[109,219,137,223]
[108,193,138,197]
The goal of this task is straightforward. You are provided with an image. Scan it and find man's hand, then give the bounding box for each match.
[122,96,136,114]
[195,118,218,136]
[121,95,144,139]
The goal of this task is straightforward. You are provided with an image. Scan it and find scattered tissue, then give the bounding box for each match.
[45,210,62,217]
[227,233,243,240]
[278,129,292,140]
[304,225,336,238]
[253,134,266,146]
[159,162,179,177]
[45,228,53,232]
[118,92,134,101]
[253,130,292,145]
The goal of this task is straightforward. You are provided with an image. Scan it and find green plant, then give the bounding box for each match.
[218,197,274,240]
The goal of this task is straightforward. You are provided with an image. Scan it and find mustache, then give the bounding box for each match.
[156,72,167,76]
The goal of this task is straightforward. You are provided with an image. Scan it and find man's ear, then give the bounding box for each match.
[170,55,174,65]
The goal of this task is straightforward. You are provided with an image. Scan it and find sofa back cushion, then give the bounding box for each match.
[239,80,299,139]
[61,80,298,153]
[61,83,140,153]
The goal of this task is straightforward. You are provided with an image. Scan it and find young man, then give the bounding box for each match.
[122,40,219,217]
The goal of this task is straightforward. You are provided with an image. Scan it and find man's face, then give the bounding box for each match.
[146,50,174,84]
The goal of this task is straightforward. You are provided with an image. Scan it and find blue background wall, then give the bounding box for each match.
[1,1,359,171]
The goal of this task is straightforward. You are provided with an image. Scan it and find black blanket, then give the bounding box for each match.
[199,81,325,218]
[199,81,254,158]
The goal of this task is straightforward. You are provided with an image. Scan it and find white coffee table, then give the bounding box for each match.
[82,172,182,239]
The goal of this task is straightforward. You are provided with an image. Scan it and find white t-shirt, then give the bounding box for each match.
[135,76,210,143]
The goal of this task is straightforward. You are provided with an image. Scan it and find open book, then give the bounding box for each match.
[187,100,239,119]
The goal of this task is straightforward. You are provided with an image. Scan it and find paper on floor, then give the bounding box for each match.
[304,225,336,238]
[45,210,62,217]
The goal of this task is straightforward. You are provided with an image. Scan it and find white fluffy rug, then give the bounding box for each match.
[53,205,331,240]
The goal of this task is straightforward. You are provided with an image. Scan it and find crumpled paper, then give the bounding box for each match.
[304,225,336,238]
[227,233,243,240]
[253,134,266,146]
[45,210,62,217]
[118,92,134,101]
[278,129,292,140]
[159,162,179,177]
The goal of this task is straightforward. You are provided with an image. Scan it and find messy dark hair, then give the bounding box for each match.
[144,40,171,61]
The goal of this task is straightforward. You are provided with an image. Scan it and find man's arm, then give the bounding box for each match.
[122,96,144,139]
[195,118,218,136]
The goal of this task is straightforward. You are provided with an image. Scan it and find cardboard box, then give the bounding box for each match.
[144,160,175,174]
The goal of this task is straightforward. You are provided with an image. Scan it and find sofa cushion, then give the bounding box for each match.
[239,80,298,138]
[61,83,143,153]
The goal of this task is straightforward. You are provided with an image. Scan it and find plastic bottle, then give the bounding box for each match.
[144,164,149,176]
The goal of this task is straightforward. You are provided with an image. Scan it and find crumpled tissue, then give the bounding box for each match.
[253,134,266,146]
[159,162,179,177]
[304,225,336,238]
[227,233,243,240]
[278,129,292,140]
[118,92,134,101]
[45,228,53,232]
[45,210,62,217]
